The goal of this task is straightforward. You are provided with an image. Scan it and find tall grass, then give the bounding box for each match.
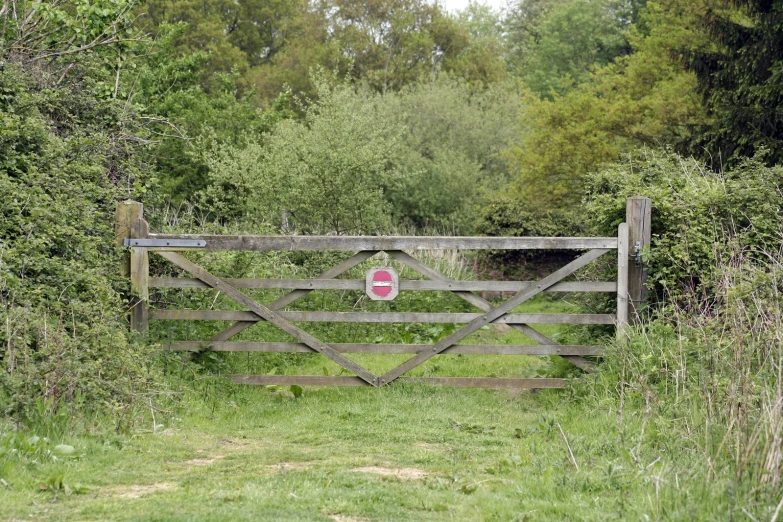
[599,237,783,509]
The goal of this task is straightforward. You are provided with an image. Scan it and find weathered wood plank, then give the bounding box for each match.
[229,375,371,386]
[130,218,149,334]
[146,234,618,251]
[150,277,617,293]
[165,341,603,355]
[156,251,379,386]
[115,201,142,277]
[512,324,594,373]
[208,251,378,343]
[148,309,617,324]
[400,377,567,388]
[617,222,630,340]
[626,196,651,321]
[228,375,567,388]
[378,249,612,385]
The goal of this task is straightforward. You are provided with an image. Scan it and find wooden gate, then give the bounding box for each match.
[116,198,650,389]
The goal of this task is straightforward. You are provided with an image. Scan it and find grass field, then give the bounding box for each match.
[0,382,669,521]
[0,370,742,522]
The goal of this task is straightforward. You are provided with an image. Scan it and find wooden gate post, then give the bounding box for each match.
[130,217,150,334]
[626,197,651,322]
[116,201,149,334]
[115,200,142,276]
[616,222,629,340]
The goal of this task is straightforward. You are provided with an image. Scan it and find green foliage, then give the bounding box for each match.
[377,77,520,232]
[141,0,305,84]
[0,38,155,422]
[130,24,292,201]
[2,0,140,62]
[474,197,588,279]
[201,76,402,233]
[140,0,508,103]
[585,148,783,301]
[503,0,709,210]
[512,0,633,97]
[680,0,783,167]
[590,239,783,501]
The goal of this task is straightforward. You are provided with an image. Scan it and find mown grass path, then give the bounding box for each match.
[2,377,684,522]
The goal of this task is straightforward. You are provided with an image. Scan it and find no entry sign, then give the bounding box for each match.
[365,267,399,301]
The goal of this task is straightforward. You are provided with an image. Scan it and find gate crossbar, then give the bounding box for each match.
[387,251,596,373]
[377,249,610,384]
[207,251,377,343]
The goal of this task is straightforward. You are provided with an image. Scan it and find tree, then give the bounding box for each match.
[140,0,306,90]
[140,0,507,102]
[141,0,250,81]
[129,24,290,200]
[503,0,710,209]
[681,0,783,166]
[446,1,508,86]
[201,76,402,233]
[506,0,636,96]
[376,76,521,231]
[326,0,468,92]
[243,7,346,104]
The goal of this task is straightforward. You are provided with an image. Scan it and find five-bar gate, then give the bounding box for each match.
[117,198,650,389]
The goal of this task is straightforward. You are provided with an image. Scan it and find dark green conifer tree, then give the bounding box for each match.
[682,0,783,166]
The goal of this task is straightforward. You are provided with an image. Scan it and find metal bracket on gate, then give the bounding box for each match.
[123,239,206,248]
[631,241,642,267]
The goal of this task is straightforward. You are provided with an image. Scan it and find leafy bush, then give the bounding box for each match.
[474,196,589,280]
[376,77,520,232]
[132,23,293,201]
[201,75,402,233]
[0,61,154,424]
[585,148,783,304]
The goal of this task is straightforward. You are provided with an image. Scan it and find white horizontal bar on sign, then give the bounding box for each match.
[149,309,616,325]
[146,234,618,251]
[149,278,617,293]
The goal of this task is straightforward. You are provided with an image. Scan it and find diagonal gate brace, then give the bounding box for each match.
[387,250,595,373]
[156,251,380,386]
[208,251,379,343]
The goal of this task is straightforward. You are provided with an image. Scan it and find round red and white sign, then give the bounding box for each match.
[366,267,399,301]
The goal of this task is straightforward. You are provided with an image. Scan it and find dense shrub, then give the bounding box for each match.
[376,77,520,233]
[585,148,783,305]
[200,76,402,233]
[474,196,589,280]
[0,62,154,423]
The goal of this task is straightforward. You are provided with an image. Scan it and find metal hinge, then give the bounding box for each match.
[123,239,206,248]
